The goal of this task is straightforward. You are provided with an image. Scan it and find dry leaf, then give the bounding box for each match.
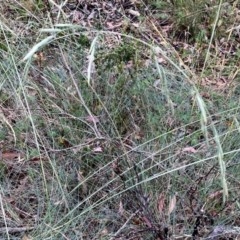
[72,10,83,23]
[168,194,176,215]
[132,22,139,28]
[53,200,65,206]
[77,171,87,194]
[118,200,124,216]
[153,79,161,88]
[157,192,165,214]
[1,151,23,161]
[26,87,38,96]
[182,146,197,153]
[112,160,122,176]
[58,136,71,147]
[100,228,108,237]
[128,9,140,17]
[34,51,46,68]
[22,234,33,240]
[142,216,152,228]
[106,21,122,30]
[201,92,211,99]
[158,57,166,64]
[208,190,223,200]
[86,115,99,124]
[93,146,102,152]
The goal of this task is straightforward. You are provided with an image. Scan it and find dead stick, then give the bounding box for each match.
[0,226,34,233]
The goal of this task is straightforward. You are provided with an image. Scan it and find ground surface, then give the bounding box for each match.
[0,1,240,239]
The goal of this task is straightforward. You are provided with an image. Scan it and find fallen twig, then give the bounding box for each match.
[206,225,240,239]
[0,226,34,233]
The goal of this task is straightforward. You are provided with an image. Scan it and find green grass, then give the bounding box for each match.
[0,0,240,239]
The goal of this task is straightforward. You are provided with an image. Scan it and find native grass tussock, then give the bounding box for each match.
[0,0,240,239]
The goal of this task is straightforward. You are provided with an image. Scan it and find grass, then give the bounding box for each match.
[0,0,240,239]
